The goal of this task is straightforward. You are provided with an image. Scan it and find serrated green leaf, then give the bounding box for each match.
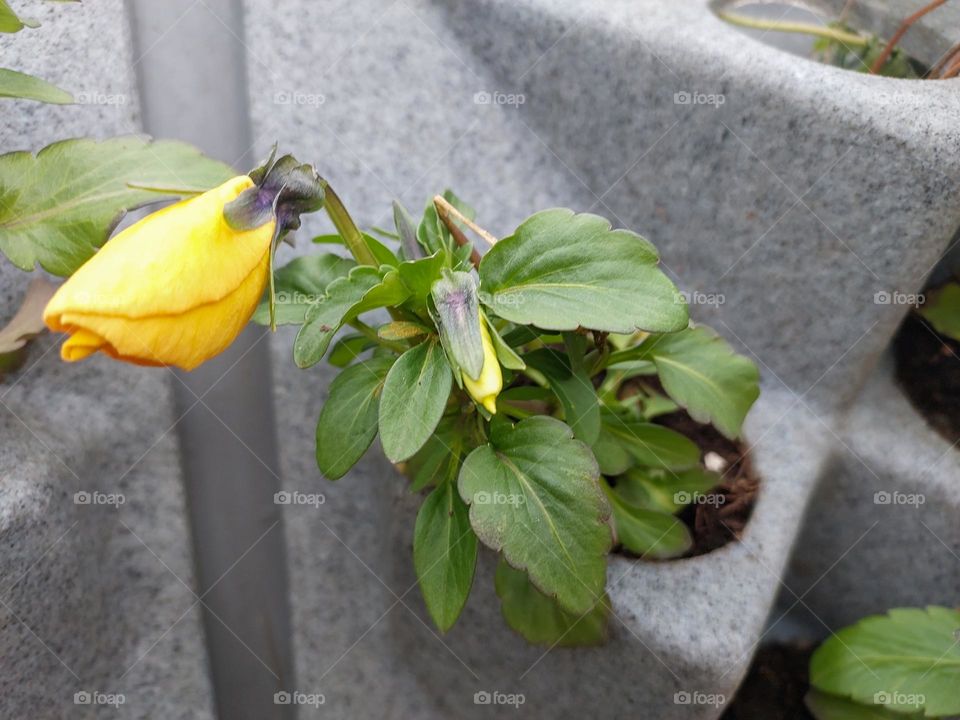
[615,467,720,514]
[524,347,600,444]
[804,690,922,720]
[810,606,960,717]
[0,136,234,275]
[293,267,381,368]
[602,417,700,470]
[345,267,410,319]
[458,416,611,614]
[396,251,445,303]
[602,480,691,558]
[315,356,394,479]
[918,283,960,342]
[379,339,452,462]
[252,253,356,326]
[640,326,759,439]
[414,480,477,632]
[478,208,688,333]
[0,68,71,103]
[495,559,610,647]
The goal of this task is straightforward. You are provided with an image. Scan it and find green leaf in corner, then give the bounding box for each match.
[0,68,71,103]
[379,339,452,462]
[0,136,235,276]
[524,347,600,444]
[315,356,394,479]
[458,416,611,614]
[0,1,31,32]
[602,480,691,558]
[640,326,759,439]
[495,559,610,647]
[918,282,960,343]
[478,208,689,334]
[414,480,477,632]
[804,690,922,720]
[810,606,960,718]
[252,254,356,326]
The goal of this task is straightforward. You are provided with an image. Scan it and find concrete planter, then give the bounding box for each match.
[382,387,832,719]
[781,357,960,634]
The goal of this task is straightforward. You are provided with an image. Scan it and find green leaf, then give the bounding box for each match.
[602,481,691,558]
[393,200,421,261]
[524,347,600,444]
[804,690,922,720]
[396,251,445,303]
[414,480,477,632]
[601,417,700,470]
[253,253,356,326]
[0,136,235,275]
[615,467,720,514]
[0,68,71,103]
[641,326,760,440]
[379,339,453,462]
[378,320,430,341]
[495,559,610,647]
[478,208,688,333]
[918,283,960,342]
[0,1,28,32]
[590,425,634,476]
[344,267,410,319]
[810,606,960,717]
[405,420,461,492]
[485,317,525,371]
[315,356,394,479]
[293,267,381,368]
[458,416,611,614]
[363,233,400,267]
[328,334,375,368]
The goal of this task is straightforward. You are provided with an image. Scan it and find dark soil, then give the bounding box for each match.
[721,643,816,719]
[657,410,760,556]
[894,312,960,445]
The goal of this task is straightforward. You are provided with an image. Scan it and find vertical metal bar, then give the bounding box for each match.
[126,2,294,718]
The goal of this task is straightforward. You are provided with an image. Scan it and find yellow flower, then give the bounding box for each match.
[462,312,503,414]
[44,176,274,371]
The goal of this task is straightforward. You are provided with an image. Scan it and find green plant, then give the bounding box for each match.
[805,606,960,719]
[917,281,960,342]
[260,168,760,644]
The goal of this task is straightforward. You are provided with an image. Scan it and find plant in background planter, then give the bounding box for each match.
[253,151,760,644]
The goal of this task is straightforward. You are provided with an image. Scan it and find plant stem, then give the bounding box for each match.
[869,0,948,75]
[348,319,407,353]
[433,195,499,248]
[433,196,482,268]
[717,11,869,46]
[321,181,378,267]
[499,402,535,420]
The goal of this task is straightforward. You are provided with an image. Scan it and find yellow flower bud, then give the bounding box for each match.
[462,312,503,414]
[44,176,275,371]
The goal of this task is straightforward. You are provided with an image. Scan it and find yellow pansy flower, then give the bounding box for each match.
[462,312,503,414]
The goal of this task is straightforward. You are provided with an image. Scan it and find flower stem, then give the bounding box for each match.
[348,319,407,353]
[321,181,379,267]
[717,11,869,47]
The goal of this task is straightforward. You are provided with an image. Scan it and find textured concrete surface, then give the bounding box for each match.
[0,2,214,717]
[781,356,960,634]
